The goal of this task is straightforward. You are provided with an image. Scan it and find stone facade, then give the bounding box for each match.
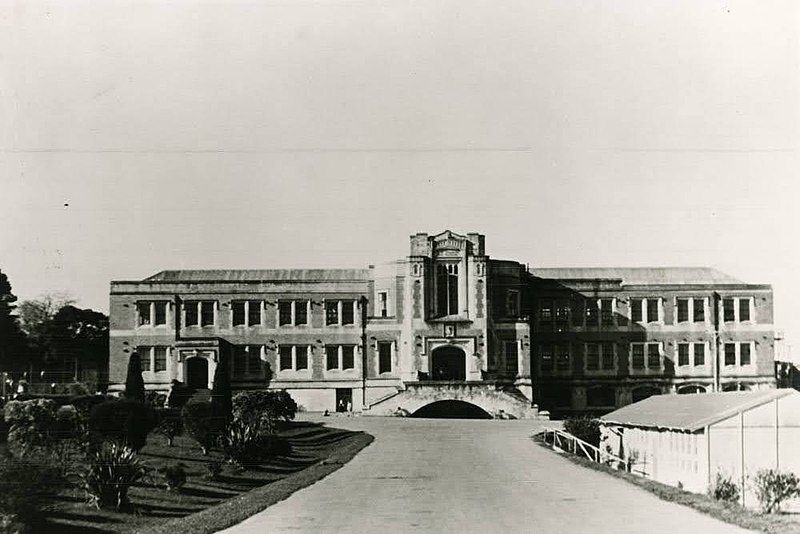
[108,230,776,415]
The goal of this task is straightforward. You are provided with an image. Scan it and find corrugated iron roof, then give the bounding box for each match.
[144,269,371,282]
[529,267,743,285]
[600,389,795,432]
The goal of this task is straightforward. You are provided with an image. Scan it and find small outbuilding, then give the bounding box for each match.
[599,389,800,507]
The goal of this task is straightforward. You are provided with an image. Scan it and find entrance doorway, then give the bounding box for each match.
[186,357,209,389]
[336,388,353,412]
[430,346,466,381]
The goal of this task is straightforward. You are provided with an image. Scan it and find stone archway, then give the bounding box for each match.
[186,357,209,389]
[411,400,492,419]
[430,346,466,381]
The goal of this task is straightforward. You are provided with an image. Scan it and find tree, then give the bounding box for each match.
[210,354,232,424]
[0,270,26,374]
[124,352,145,403]
[18,293,75,355]
[42,305,109,384]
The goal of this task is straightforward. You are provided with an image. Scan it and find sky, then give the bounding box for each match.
[1,1,798,355]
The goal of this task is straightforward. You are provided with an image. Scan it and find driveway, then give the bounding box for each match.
[222,416,750,533]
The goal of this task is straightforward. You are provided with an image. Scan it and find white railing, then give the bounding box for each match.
[538,427,626,467]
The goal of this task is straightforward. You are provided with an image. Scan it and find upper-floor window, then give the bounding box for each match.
[232,345,263,377]
[378,342,393,374]
[278,300,309,326]
[539,300,553,324]
[136,346,169,372]
[585,301,599,325]
[630,298,662,323]
[555,301,570,325]
[676,298,706,323]
[232,300,262,327]
[184,301,216,327]
[507,290,520,317]
[677,342,707,367]
[436,263,459,316]
[325,300,356,326]
[137,301,168,327]
[724,342,754,366]
[630,342,662,370]
[278,345,309,372]
[600,299,614,326]
[571,299,584,327]
[722,297,753,323]
[585,343,615,371]
[377,291,389,318]
[325,345,356,370]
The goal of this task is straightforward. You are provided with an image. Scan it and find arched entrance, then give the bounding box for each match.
[430,346,466,381]
[186,357,209,389]
[411,400,492,419]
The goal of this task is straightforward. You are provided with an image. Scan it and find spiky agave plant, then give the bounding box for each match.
[80,442,147,511]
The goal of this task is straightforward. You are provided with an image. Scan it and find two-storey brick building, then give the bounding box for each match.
[109,230,776,416]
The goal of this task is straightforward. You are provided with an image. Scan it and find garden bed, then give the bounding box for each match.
[40,421,373,533]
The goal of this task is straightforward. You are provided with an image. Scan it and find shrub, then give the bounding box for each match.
[0,453,63,532]
[709,471,740,504]
[210,356,233,424]
[563,416,601,448]
[80,442,147,511]
[232,390,298,434]
[4,399,58,458]
[161,463,187,492]
[145,391,167,409]
[88,399,157,451]
[182,401,222,455]
[206,460,223,481]
[166,380,192,409]
[156,414,181,447]
[220,419,262,467]
[67,382,91,397]
[69,394,112,419]
[124,352,145,403]
[752,469,800,514]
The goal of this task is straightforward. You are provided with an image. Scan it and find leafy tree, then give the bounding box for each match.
[124,352,145,403]
[0,270,26,373]
[18,294,76,361]
[44,305,108,371]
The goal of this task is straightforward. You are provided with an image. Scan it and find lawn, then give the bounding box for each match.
[40,421,373,533]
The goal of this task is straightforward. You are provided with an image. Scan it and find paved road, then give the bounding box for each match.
[223,416,750,534]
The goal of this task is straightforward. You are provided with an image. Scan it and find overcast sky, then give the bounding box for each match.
[1,0,798,354]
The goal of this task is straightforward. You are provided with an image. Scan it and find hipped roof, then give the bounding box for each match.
[600,389,796,432]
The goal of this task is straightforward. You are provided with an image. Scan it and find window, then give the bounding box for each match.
[378,342,392,374]
[600,299,614,326]
[185,301,199,326]
[295,301,308,325]
[740,343,751,365]
[630,342,662,370]
[232,301,246,326]
[279,345,308,372]
[137,347,152,371]
[342,346,355,369]
[556,344,571,371]
[631,300,643,322]
[571,299,584,326]
[325,300,355,326]
[586,344,600,371]
[137,302,151,326]
[200,301,215,326]
[436,263,459,316]
[507,290,519,317]
[601,343,615,370]
[694,343,705,366]
[235,347,249,375]
[555,301,570,324]
[647,344,660,368]
[585,301,599,325]
[279,301,293,326]
[739,299,751,322]
[279,346,293,371]
[378,291,388,318]
[539,300,553,325]
[154,347,167,372]
[341,301,355,325]
[540,345,553,371]
[724,343,736,366]
[678,343,690,366]
[326,346,338,370]
[154,302,167,325]
[693,298,705,322]
[723,299,735,322]
[505,341,519,375]
[646,299,660,323]
[247,347,261,374]
[677,299,689,323]
[247,301,261,326]
[325,301,338,325]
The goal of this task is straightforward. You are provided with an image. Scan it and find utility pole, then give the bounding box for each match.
[359,295,368,409]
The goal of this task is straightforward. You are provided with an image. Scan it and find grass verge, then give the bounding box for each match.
[534,437,800,534]
[41,422,373,534]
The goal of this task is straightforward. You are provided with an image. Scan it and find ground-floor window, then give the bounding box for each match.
[505,341,519,375]
[325,345,357,371]
[278,345,309,372]
[232,345,263,377]
[136,346,170,373]
[378,342,392,374]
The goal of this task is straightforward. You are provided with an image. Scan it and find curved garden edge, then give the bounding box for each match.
[532,436,800,534]
[142,429,374,534]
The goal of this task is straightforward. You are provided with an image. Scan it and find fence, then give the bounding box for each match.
[538,427,642,474]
